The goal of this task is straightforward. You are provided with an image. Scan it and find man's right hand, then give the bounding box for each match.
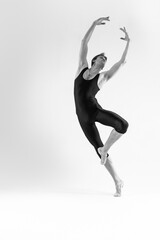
[94,17,110,25]
[120,27,130,42]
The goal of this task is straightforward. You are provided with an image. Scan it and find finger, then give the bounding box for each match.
[124,27,127,34]
[101,17,110,21]
[97,18,102,22]
[99,18,106,22]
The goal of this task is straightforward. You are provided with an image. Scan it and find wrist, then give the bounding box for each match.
[92,21,97,27]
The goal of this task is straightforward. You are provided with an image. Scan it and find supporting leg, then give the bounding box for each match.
[104,156,124,197]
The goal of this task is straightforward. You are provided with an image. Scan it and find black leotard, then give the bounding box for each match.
[74,67,129,159]
[74,67,101,122]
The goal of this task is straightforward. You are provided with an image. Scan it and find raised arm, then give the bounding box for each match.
[104,27,130,80]
[78,17,110,69]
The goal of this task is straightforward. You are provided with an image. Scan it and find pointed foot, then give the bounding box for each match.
[97,147,109,165]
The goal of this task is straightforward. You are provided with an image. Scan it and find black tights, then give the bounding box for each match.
[78,107,129,159]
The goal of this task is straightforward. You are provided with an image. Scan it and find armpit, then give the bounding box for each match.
[97,72,108,89]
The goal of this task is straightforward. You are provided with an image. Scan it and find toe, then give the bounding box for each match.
[114,192,121,197]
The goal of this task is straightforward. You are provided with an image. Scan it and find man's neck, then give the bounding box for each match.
[89,66,101,76]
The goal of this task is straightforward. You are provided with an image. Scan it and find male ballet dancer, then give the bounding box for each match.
[74,17,130,196]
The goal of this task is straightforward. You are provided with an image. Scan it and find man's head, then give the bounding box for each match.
[91,53,107,69]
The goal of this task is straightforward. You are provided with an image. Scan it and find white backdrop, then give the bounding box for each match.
[0,0,160,195]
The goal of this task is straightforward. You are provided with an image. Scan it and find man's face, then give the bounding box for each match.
[95,55,107,69]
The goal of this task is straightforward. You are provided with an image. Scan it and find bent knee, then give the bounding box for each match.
[122,120,129,133]
[115,120,129,134]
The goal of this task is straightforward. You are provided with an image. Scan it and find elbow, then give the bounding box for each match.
[121,58,127,65]
[120,58,125,65]
[81,38,88,45]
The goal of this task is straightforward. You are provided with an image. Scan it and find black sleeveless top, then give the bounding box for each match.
[74,67,102,122]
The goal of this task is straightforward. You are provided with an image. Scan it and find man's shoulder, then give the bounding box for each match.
[75,64,88,78]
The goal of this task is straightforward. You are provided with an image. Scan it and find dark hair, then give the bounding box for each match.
[91,53,107,66]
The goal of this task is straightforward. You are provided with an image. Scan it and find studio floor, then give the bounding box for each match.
[0,189,159,240]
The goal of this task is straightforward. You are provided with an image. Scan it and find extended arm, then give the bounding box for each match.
[104,27,130,80]
[78,17,110,68]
